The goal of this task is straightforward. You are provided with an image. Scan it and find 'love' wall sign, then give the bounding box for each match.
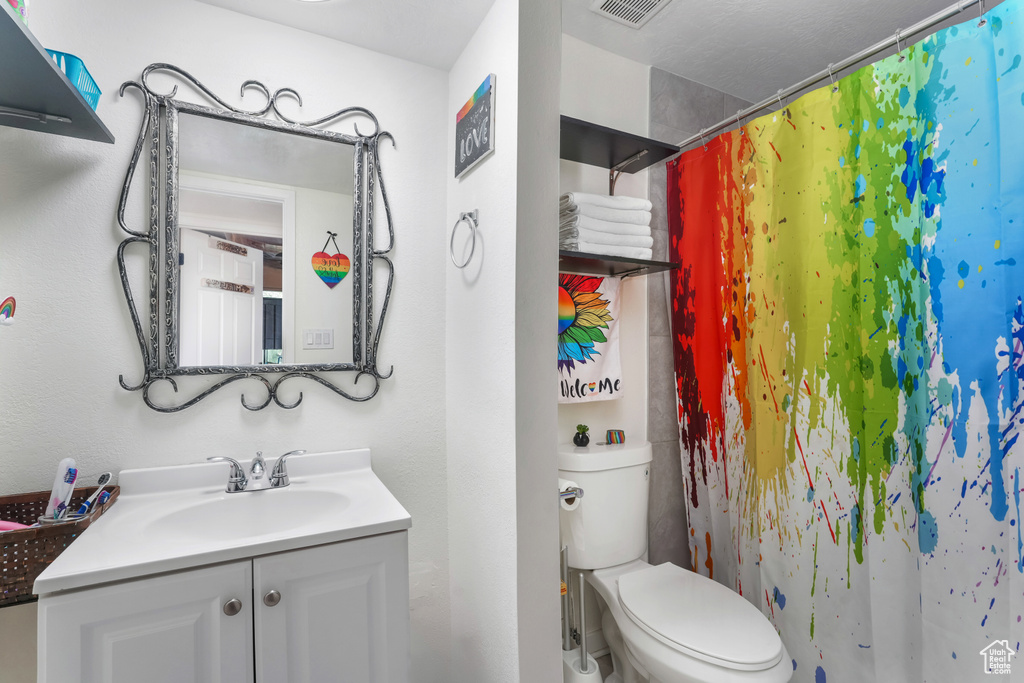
[454,74,496,179]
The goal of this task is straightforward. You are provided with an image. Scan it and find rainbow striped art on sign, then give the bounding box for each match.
[456,74,493,123]
[311,252,350,289]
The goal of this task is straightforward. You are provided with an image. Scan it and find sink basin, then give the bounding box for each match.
[34,448,412,595]
[146,488,350,542]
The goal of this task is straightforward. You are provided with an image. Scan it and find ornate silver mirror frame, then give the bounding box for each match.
[117,64,394,412]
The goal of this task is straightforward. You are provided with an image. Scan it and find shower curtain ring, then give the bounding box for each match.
[978,0,987,26]
[699,128,707,151]
[776,89,785,111]
[736,110,744,135]
[895,29,906,62]
[827,64,838,93]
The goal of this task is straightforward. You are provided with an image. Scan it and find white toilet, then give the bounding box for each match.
[559,442,792,683]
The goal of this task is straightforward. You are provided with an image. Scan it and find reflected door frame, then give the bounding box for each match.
[179,173,297,364]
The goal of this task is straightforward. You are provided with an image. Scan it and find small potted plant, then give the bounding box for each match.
[573,424,590,447]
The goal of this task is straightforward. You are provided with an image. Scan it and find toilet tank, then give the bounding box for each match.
[558,441,652,569]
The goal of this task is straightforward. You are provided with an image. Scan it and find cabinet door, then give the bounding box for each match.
[254,531,409,683]
[37,561,254,683]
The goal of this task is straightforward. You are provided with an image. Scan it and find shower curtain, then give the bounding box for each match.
[668,3,1023,682]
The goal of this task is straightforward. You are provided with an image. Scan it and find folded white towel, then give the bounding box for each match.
[561,203,651,226]
[560,226,654,248]
[559,214,652,237]
[561,242,653,260]
[561,192,652,212]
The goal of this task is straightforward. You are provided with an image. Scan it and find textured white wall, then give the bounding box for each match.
[0,0,451,679]
[445,0,562,677]
[514,0,563,678]
[557,35,651,446]
[290,186,354,365]
[445,0,523,679]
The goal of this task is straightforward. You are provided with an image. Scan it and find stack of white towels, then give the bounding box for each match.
[559,191,653,260]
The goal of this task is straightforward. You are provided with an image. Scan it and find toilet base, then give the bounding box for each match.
[562,648,604,683]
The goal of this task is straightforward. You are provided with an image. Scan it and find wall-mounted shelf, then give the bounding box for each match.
[559,116,680,278]
[559,250,678,279]
[560,115,679,178]
[0,3,114,143]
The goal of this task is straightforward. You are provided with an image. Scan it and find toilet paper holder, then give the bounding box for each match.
[559,486,583,501]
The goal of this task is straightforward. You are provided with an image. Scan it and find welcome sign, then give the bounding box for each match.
[557,274,622,403]
[454,74,495,179]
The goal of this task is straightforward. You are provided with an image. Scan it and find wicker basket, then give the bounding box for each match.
[0,485,120,605]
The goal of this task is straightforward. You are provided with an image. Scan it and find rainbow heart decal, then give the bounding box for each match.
[312,252,350,288]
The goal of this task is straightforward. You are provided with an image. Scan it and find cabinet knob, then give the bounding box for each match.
[263,590,282,607]
[223,598,243,616]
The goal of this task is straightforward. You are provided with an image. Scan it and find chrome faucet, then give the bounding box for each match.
[208,450,307,493]
[269,450,308,488]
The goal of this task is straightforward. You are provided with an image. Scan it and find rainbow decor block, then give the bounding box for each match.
[606,430,625,444]
[456,74,493,123]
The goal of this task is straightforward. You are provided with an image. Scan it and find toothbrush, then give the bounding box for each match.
[53,466,78,520]
[76,472,112,515]
[44,458,77,520]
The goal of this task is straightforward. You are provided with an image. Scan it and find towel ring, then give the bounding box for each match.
[450,210,479,269]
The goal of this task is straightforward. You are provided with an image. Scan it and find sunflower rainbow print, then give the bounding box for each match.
[558,273,622,403]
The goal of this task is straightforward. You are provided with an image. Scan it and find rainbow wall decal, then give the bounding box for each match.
[0,296,15,324]
[668,2,1024,680]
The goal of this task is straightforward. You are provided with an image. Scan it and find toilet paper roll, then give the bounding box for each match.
[558,478,581,511]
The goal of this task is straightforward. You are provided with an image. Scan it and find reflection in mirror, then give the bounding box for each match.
[117,63,395,411]
[176,113,355,367]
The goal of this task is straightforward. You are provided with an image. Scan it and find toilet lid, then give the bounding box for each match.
[617,563,783,671]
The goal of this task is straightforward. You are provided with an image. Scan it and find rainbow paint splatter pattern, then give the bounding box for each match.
[668,3,1023,680]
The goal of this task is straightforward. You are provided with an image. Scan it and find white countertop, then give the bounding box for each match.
[34,448,411,595]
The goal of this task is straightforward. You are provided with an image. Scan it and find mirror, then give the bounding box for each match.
[117,65,394,411]
[176,113,355,367]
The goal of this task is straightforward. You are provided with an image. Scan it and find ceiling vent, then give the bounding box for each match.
[589,0,673,29]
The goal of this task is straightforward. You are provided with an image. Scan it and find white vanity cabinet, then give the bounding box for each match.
[38,560,255,683]
[254,532,409,682]
[37,531,409,683]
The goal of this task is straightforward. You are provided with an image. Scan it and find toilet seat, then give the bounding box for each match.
[617,563,784,672]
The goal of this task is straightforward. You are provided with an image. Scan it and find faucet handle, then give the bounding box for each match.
[269,450,308,488]
[207,456,248,493]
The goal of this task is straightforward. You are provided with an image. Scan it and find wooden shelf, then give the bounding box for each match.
[559,250,678,278]
[0,2,114,143]
[560,115,678,174]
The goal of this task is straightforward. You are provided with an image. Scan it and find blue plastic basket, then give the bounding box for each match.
[45,50,101,111]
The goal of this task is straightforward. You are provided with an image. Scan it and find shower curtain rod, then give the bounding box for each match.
[676,0,986,151]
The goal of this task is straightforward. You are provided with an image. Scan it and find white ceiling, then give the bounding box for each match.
[195,0,496,71]
[564,0,992,103]
[195,0,996,104]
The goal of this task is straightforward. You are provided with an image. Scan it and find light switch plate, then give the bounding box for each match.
[301,328,335,350]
